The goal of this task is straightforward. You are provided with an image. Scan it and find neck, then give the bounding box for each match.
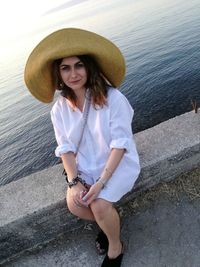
[75,87,86,100]
[75,87,87,112]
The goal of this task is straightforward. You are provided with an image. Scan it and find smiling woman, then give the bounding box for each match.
[1,0,200,190]
[59,57,87,92]
[53,55,108,109]
[24,28,140,267]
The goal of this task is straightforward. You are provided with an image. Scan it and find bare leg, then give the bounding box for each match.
[66,190,95,221]
[90,199,122,258]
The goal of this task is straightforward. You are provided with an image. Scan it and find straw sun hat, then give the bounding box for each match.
[24,28,126,103]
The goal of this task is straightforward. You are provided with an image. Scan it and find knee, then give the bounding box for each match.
[90,199,113,221]
[66,197,79,217]
[66,196,94,221]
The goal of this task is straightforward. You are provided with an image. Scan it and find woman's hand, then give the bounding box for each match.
[81,182,103,205]
[69,182,89,208]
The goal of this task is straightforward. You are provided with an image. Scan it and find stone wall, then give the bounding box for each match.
[0,109,199,263]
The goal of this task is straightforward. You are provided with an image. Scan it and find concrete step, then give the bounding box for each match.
[2,168,200,267]
[0,109,200,263]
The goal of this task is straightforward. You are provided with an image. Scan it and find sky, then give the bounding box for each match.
[1,0,110,62]
[1,0,66,36]
[0,0,138,63]
[0,0,67,60]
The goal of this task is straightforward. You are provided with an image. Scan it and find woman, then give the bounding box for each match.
[24,28,140,267]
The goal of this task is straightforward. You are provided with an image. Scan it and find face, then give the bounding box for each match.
[59,56,87,92]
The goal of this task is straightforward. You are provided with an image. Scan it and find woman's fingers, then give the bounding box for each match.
[74,196,89,208]
[82,191,90,201]
[86,193,97,205]
[82,187,99,204]
[78,182,102,205]
[82,187,96,201]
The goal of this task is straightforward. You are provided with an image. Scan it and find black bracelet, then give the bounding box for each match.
[62,169,87,188]
[67,176,81,188]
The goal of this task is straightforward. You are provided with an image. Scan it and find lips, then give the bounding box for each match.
[70,80,81,84]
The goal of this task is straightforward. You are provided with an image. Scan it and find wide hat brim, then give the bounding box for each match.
[24,28,126,103]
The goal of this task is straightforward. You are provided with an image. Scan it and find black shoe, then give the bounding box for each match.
[101,242,124,267]
[95,230,109,255]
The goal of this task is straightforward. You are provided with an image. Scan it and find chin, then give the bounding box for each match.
[71,85,86,91]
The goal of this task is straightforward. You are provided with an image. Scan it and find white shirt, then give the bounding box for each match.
[51,87,140,202]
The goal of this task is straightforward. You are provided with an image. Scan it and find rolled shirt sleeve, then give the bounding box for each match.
[51,105,76,157]
[109,91,134,153]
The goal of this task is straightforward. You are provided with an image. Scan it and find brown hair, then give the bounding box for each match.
[53,55,111,108]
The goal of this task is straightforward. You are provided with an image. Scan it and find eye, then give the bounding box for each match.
[76,62,84,69]
[60,65,70,71]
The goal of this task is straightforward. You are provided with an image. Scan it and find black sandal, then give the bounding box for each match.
[101,242,124,267]
[95,230,109,255]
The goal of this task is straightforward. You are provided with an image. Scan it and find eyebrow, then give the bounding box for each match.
[60,60,82,67]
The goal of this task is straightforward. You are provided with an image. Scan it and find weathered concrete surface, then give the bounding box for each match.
[2,170,200,267]
[0,109,200,263]
[0,165,83,263]
[133,109,200,193]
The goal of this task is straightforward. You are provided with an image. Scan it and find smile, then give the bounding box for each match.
[70,80,81,83]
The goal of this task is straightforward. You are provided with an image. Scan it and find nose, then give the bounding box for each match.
[71,67,77,78]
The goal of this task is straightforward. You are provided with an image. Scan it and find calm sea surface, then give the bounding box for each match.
[1,0,200,185]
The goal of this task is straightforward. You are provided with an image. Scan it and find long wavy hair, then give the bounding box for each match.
[53,55,111,108]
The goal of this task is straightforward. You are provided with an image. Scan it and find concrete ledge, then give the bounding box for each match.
[0,110,200,263]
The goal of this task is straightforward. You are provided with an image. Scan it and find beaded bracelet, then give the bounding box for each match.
[62,169,87,188]
[67,176,80,188]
